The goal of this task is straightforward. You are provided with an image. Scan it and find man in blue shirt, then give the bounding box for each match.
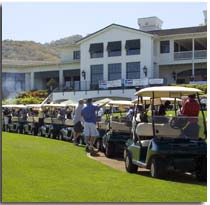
[81,98,107,154]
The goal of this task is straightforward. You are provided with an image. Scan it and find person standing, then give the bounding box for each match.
[81,98,107,153]
[73,99,84,145]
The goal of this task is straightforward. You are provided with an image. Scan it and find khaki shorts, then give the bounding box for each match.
[83,122,99,137]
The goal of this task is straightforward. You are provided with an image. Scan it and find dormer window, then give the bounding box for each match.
[89,43,103,58]
[125,39,141,55]
[107,41,121,57]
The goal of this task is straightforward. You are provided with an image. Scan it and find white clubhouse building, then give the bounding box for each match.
[2,12,207,101]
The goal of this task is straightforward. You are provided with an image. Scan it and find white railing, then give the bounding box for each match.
[194,50,207,59]
[174,51,192,60]
[174,50,207,60]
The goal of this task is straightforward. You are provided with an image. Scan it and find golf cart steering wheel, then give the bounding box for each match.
[169,117,187,129]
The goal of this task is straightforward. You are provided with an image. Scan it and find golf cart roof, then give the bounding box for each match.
[108,100,134,106]
[135,86,202,98]
[132,97,151,104]
[42,103,67,108]
[132,97,182,105]
[2,104,27,109]
[93,98,112,106]
[60,99,77,107]
[26,104,43,108]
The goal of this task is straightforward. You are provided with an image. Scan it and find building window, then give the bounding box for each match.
[126,62,140,79]
[107,41,121,57]
[90,64,103,89]
[108,63,122,81]
[73,51,80,60]
[125,39,141,55]
[160,40,170,53]
[89,43,103,58]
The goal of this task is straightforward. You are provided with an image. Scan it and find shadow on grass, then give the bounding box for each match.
[136,169,207,186]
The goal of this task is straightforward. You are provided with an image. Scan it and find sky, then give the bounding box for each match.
[2,1,207,44]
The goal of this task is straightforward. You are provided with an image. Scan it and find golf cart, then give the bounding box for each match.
[37,104,67,139]
[22,104,42,135]
[3,104,28,134]
[58,103,76,142]
[102,100,134,158]
[125,86,207,181]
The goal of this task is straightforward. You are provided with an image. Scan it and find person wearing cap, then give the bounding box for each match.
[81,98,107,154]
[73,99,84,145]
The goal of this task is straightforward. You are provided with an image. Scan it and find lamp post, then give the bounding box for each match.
[81,70,86,80]
[143,66,147,77]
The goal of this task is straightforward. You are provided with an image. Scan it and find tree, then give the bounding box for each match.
[46,78,57,92]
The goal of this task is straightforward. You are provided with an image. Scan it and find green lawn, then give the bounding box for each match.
[2,132,207,202]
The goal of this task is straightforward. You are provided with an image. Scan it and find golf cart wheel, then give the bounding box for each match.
[31,128,37,136]
[17,128,23,134]
[49,132,54,139]
[59,132,63,140]
[150,158,166,179]
[105,143,114,158]
[125,151,138,173]
[37,130,43,137]
[196,157,207,182]
[22,129,26,135]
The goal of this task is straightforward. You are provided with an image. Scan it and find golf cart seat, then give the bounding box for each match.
[11,117,18,122]
[34,117,39,123]
[52,118,64,125]
[65,119,74,126]
[27,116,34,123]
[44,117,52,124]
[136,122,181,138]
[97,121,109,130]
[111,121,131,133]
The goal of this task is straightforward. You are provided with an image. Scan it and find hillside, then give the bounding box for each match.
[2,35,83,62]
[46,34,83,48]
[2,40,60,62]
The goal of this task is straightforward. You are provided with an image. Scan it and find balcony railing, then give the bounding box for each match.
[174,50,207,60]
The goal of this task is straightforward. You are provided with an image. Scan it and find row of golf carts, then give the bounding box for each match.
[2,86,207,181]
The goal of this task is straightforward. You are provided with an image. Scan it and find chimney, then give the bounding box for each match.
[138,16,163,31]
[203,10,207,25]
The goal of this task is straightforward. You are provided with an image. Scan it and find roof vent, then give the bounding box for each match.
[138,16,163,31]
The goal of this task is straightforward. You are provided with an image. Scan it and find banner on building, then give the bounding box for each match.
[149,78,164,85]
[124,79,133,86]
[107,79,122,88]
[99,80,107,89]
[124,78,149,86]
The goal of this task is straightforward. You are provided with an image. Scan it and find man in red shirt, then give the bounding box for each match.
[181,94,200,138]
[181,94,200,117]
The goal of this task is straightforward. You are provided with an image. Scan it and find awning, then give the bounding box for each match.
[125,39,140,50]
[107,41,121,51]
[89,43,103,53]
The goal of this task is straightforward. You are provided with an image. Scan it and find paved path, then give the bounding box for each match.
[87,152,126,171]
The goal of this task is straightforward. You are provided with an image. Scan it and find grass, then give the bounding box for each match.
[2,132,207,202]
